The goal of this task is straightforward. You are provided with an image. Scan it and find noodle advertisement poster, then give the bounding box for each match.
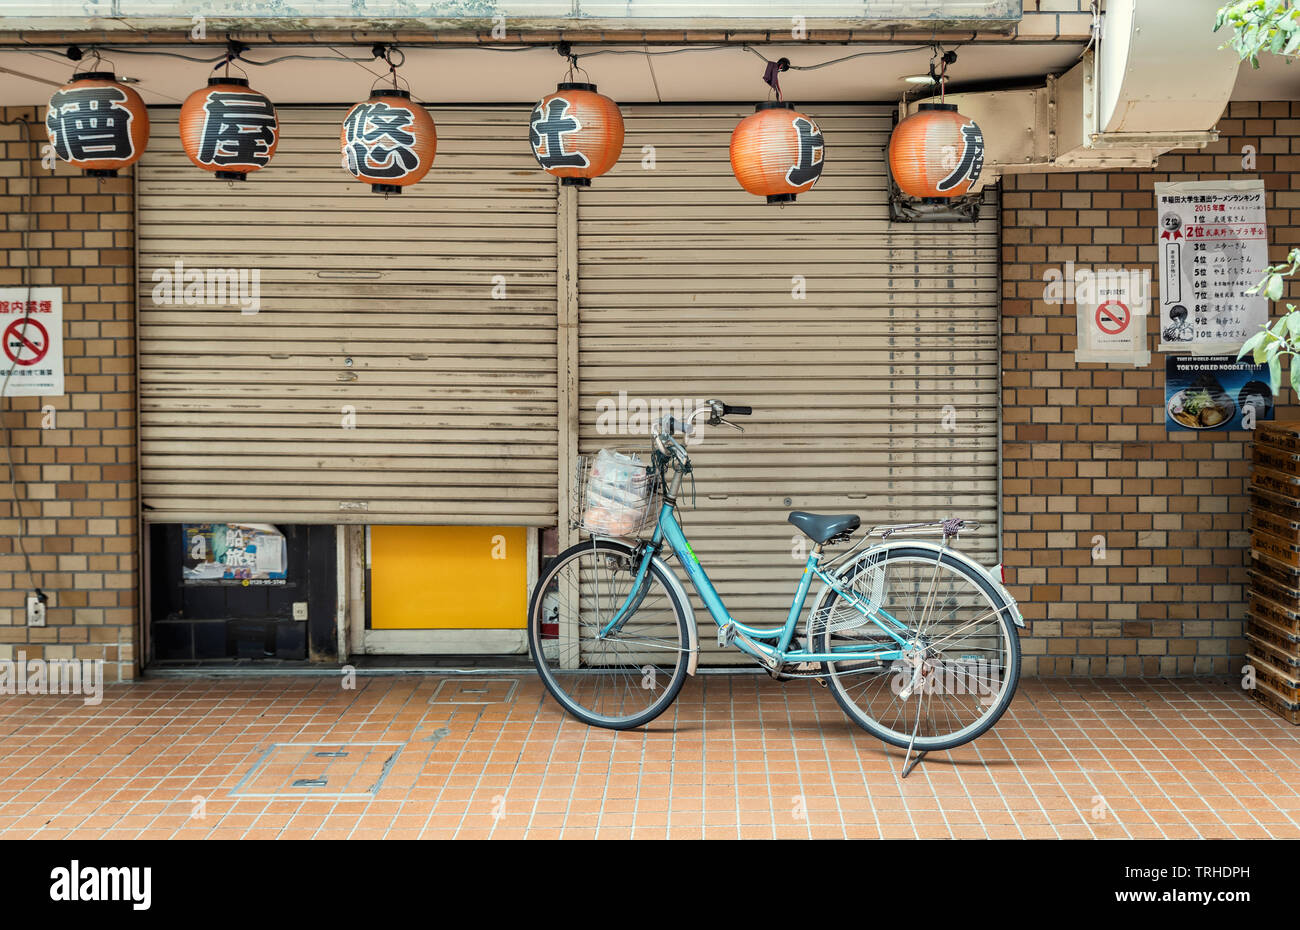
[1165,356,1274,432]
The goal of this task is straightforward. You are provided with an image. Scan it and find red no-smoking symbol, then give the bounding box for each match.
[3,318,49,367]
[1095,300,1130,336]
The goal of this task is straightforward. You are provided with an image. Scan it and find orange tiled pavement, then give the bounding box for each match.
[0,674,1297,840]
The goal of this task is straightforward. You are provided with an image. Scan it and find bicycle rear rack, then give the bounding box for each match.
[821,519,980,570]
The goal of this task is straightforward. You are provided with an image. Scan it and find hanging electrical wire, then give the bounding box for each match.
[0,111,46,609]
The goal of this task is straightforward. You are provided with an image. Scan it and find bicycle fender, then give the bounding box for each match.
[810,540,1025,629]
[652,553,700,675]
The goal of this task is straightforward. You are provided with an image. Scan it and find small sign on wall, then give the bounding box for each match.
[0,288,64,398]
[1074,269,1151,366]
[1165,355,1274,432]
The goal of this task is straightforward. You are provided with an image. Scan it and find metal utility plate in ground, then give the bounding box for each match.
[229,742,403,799]
[428,678,519,705]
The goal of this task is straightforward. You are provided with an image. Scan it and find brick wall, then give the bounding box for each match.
[1001,100,1300,676]
[0,105,138,682]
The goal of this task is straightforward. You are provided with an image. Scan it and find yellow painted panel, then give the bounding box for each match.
[370,526,527,630]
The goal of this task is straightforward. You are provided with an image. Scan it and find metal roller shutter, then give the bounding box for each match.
[138,106,559,525]
[577,104,1000,661]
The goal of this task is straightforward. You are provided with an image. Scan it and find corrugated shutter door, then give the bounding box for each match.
[138,106,558,525]
[577,104,999,660]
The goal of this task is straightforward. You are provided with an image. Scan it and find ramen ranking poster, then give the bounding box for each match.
[1165,356,1274,432]
[1155,179,1269,355]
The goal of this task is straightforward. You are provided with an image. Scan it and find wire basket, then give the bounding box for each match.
[571,450,661,539]
[807,549,888,639]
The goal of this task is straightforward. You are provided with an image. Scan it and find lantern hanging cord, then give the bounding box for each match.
[71,46,113,77]
[369,45,411,94]
[213,41,250,81]
[762,57,788,101]
[28,41,944,72]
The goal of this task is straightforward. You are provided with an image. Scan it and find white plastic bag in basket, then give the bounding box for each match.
[584,450,649,535]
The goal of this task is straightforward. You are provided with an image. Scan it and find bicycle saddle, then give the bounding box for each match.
[787,511,861,544]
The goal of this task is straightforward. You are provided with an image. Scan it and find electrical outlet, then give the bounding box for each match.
[26,596,46,627]
[292,601,308,621]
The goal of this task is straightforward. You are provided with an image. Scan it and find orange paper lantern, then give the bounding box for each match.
[179,77,279,181]
[340,89,437,194]
[528,83,624,186]
[729,102,825,204]
[888,103,985,199]
[45,72,150,177]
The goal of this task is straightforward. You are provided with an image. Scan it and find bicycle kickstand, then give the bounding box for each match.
[899,699,926,780]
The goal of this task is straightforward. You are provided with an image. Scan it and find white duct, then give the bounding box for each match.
[903,0,1241,187]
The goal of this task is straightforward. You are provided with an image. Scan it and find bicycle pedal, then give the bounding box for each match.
[718,623,735,648]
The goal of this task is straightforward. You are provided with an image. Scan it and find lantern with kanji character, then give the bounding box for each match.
[179,77,279,181]
[729,102,825,205]
[528,83,624,186]
[340,89,436,194]
[888,103,984,199]
[45,72,150,177]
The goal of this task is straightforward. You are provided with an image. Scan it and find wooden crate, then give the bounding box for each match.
[1254,509,1300,544]
[1251,487,1300,522]
[1253,528,1300,568]
[1246,621,1300,668]
[1249,549,1300,593]
[1252,465,1300,500]
[1254,443,1300,475]
[1247,650,1300,703]
[1247,594,1300,638]
[1257,421,1300,454]
[1250,679,1300,725]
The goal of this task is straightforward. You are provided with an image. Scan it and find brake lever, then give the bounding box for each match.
[718,418,744,432]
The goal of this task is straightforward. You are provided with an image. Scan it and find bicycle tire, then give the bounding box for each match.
[812,545,1021,752]
[527,538,692,730]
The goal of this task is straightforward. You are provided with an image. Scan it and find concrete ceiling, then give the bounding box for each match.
[0,39,1292,113]
[0,41,1088,107]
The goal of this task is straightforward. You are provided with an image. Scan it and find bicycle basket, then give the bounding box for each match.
[807,548,888,638]
[571,449,661,539]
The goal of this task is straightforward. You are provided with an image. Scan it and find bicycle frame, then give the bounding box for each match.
[596,475,915,669]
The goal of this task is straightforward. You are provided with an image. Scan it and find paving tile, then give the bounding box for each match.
[0,675,1295,838]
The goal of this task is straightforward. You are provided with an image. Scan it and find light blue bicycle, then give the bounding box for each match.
[528,400,1024,756]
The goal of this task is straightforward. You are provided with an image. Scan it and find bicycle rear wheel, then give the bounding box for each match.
[527,538,691,730]
[811,545,1020,752]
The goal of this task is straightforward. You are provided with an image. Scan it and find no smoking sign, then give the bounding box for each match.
[4,318,50,366]
[1095,300,1131,336]
[0,288,64,397]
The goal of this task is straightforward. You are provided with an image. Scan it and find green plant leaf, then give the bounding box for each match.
[1241,330,1267,359]
[1268,273,1286,300]
[1271,355,1283,394]
[1291,358,1300,398]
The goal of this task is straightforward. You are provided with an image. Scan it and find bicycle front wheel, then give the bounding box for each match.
[811,545,1020,752]
[527,538,691,730]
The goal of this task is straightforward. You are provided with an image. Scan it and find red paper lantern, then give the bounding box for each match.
[45,71,150,177]
[529,83,624,186]
[729,102,825,204]
[179,77,279,181]
[340,89,437,194]
[888,103,985,199]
